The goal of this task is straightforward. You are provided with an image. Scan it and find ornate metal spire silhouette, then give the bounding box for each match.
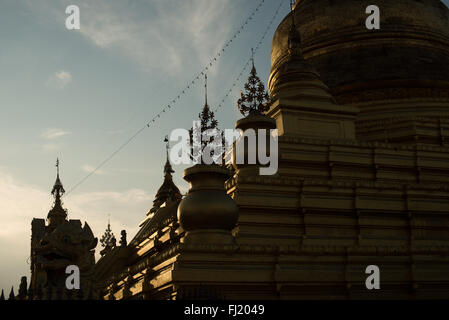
[164,135,174,175]
[48,158,67,226]
[100,217,116,256]
[51,158,65,200]
[189,74,220,163]
[151,138,182,212]
[237,50,270,116]
[198,74,218,131]
[251,48,255,69]
[0,289,4,300]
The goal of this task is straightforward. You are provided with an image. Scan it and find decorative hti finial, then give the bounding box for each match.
[237,51,270,116]
[48,158,67,226]
[198,74,218,131]
[164,135,174,175]
[51,158,65,199]
[251,48,255,69]
[189,74,220,163]
[100,217,116,256]
[8,287,14,300]
[0,289,5,300]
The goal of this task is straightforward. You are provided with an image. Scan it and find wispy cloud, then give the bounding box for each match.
[39,128,70,151]
[27,0,234,75]
[81,164,108,175]
[41,128,70,140]
[45,70,72,89]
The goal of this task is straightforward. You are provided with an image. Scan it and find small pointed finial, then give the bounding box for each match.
[51,158,65,199]
[164,135,169,152]
[251,48,255,69]
[163,135,174,175]
[204,74,208,107]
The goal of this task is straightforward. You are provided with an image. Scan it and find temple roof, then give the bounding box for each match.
[150,142,182,213]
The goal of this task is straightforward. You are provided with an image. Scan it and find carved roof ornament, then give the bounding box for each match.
[100,219,116,256]
[47,158,68,227]
[237,49,270,116]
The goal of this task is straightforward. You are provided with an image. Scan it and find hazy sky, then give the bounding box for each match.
[0,0,448,294]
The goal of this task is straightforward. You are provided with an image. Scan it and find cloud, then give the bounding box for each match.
[39,128,70,151]
[41,128,71,140]
[79,0,233,74]
[28,0,234,75]
[0,168,153,293]
[81,164,108,175]
[45,70,72,89]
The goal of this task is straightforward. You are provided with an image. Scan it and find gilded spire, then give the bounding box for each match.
[47,158,67,227]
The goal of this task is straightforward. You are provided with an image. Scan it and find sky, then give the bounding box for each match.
[0,0,448,294]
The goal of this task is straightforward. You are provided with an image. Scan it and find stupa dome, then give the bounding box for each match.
[269,0,449,104]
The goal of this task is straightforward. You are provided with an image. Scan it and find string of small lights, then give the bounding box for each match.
[65,0,285,196]
[214,0,285,113]
[144,0,269,127]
